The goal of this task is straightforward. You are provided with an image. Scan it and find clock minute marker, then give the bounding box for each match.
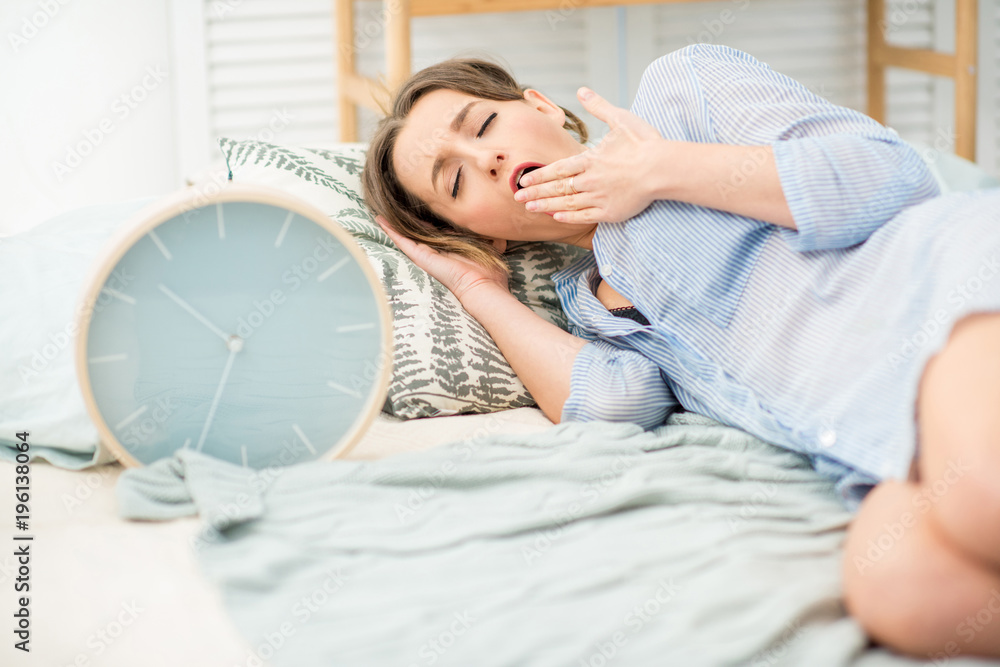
[274,211,294,248]
[102,287,136,305]
[89,353,128,364]
[335,322,375,333]
[317,257,350,282]
[327,380,361,399]
[115,405,148,431]
[241,445,248,467]
[291,423,318,455]
[148,230,172,260]
[217,203,225,239]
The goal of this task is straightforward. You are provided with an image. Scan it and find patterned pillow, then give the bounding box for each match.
[217,138,585,419]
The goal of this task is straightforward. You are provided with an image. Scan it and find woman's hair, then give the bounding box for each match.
[361,56,589,276]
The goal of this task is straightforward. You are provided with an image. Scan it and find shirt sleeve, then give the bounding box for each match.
[638,43,941,253]
[560,333,681,430]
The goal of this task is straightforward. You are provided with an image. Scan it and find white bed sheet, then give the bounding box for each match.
[0,407,554,667]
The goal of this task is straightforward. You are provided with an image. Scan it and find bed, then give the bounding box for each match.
[2,2,997,666]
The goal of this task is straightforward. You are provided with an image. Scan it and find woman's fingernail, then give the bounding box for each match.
[526,202,537,211]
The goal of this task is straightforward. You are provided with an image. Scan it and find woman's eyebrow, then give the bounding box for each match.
[450,101,479,133]
[431,101,480,192]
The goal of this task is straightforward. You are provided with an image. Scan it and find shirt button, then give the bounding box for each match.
[819,429,837,448]
[604,264,614,278]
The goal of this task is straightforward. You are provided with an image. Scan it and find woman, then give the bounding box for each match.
[362,44,1000,658]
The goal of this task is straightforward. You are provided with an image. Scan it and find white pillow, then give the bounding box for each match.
[908,140,1000,193]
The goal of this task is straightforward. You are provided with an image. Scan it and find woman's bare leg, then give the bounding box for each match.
[842,311,1000,658]
[842,479,1000,657]
[916,311,1000,571]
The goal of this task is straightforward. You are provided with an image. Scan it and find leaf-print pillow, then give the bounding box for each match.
[217,138,586,419]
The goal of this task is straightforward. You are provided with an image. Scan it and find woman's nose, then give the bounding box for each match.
[483,152,505,178]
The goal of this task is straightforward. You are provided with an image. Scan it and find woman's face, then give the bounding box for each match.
[392,87,593,250]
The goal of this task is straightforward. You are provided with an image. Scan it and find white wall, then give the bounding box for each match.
[0,0,177,237]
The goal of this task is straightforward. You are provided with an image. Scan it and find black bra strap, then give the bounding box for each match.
[607,306,650,327]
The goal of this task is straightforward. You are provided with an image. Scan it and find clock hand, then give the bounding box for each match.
[158,283,230,344]
[195,340,241,451]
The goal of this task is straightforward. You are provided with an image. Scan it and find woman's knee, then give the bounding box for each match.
[842,480,990,654]
[923,458,1000,566]
[842,482,926,633]
[843,480,1000,658]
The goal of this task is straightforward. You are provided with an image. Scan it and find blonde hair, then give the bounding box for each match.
[361,56,589,276]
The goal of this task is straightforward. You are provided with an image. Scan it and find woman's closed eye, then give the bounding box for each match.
[477,112,497,138]
[451,112,498,199]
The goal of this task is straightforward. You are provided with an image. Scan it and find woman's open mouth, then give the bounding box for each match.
[510,162,545,194]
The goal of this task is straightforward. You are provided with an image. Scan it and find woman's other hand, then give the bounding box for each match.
[376,216,509,302]
[514,87,666,224]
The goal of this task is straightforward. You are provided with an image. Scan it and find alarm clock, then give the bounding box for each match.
[74,184,392,469]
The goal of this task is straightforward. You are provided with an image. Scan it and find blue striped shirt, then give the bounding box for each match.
[552,43,956,511]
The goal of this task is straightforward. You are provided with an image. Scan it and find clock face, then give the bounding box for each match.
[77,187,390,469]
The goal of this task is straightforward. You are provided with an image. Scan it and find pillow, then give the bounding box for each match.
[0,197,158,469]
[907,140,1000,193]
[218,138,586,419]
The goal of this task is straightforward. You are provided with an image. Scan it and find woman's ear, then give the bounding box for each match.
[491,238,508,253]
[522,88,566,125]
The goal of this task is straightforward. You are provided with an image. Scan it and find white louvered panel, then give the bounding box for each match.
[207,15,330,40]
[885,67,938,145]
[211,40,333,63]
[203,0,338,149]
[881,0,936,48]
[206,0,326,19]
[212,61,333,86]
[649,0,868,111]
[211,81,331,109]
[647,0,937,148]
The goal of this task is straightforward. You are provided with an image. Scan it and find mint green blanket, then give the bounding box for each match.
[116,412,989,666]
